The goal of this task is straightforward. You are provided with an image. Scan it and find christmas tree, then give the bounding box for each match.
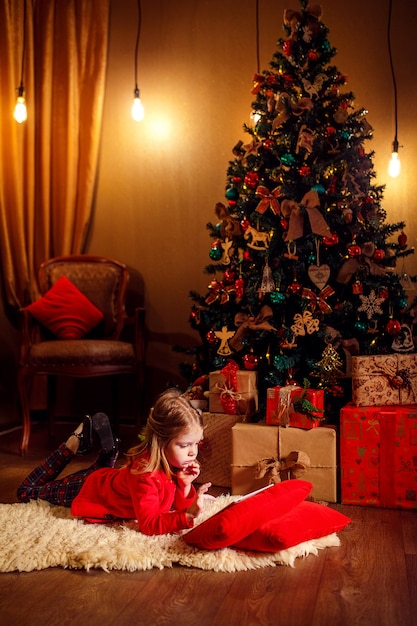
[180,1,415,420]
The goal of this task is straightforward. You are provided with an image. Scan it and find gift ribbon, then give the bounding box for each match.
[229,305,277,352]
[302,285,335,313]
[215,382,248,418]
[281,190,331,242]
[255,185,281,215]
[221,359,239,391]
[255,450,311,483]
[273,385,298,426]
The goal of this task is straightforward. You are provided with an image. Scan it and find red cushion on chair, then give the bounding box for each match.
[233,501,351,552]
[27,276,104,339]
[184,480,312,550]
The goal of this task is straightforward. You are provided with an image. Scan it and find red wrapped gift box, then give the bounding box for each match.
[340,403,417,509]
[266,385,324,429]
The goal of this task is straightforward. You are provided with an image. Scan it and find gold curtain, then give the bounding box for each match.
[0,0,110,309]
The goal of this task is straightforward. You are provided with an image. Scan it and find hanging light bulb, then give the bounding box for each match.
[14,84,27,123]
[14,0,27,123]
[131,0,144,122]
[387,0,401,178]
[131,87,144,122]
[388,138,401,178]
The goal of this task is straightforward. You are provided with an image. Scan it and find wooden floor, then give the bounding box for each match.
[0,421,416,626]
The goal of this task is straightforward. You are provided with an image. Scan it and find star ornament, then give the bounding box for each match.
[357,289,384,320]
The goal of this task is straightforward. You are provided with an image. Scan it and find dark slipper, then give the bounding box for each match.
[72,415,93,455]
[91,412,117,453]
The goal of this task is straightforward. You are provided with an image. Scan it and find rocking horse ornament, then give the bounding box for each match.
[244,225,271,250]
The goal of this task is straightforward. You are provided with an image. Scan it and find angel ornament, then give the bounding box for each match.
[214,326,235,356]
[221,238,233,265]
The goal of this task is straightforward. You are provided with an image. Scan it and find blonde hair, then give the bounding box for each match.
[125,388,204,477]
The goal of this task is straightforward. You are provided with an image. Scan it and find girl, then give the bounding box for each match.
[17,389,214,535]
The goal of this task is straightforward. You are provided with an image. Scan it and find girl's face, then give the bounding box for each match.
[165,426,203,470]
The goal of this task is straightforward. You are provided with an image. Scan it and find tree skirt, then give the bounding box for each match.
[0,496,340,573]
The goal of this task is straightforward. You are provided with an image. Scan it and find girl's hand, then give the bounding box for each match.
[186,482,215,523]
[176,461,201,492]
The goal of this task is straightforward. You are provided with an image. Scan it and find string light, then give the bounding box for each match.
[13,0,27,123]
[131,0,144,122]
[387,0,400,178]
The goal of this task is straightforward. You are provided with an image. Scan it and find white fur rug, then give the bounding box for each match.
[0,496,340,573]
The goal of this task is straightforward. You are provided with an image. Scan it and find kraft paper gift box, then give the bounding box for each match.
[340,403,417,509]
[266,385,324,429]
[351,353,417,406]
[231,422,337,502]
[197,412,238,488]
[209,365,258,418]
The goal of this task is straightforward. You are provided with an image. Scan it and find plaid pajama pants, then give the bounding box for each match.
[17,443,105,507]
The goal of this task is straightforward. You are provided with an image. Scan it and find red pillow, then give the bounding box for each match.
[184,480,312,550]
[27,276,104,340]
[233,501,351,552]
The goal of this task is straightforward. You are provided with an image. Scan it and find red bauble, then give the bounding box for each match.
[323,233,339,245]
[398,231,407,248]
[386,319,401,335]
[205,330,218,345]
[244,171,259,189]
[240,219,250,232]
[348,244,362,258]
[232,176,242,184]
[242,353,259,370]
[288,279,302,295]
[243,250,252,261]
[378,287,389,300]
[372,249,385,262]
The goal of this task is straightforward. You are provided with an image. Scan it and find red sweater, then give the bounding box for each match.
[71,456,196,535]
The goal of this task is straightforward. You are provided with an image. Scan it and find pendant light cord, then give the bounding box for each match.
[134,0,142,93]
[255,0,260,73]
[387,0,398,150]
[18,0,27,94]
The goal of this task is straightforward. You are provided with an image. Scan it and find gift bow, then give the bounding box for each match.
[255,450,311,483]
[255,185,281,215]
[229,305,277,352]
[302,285,335,313]
[281,190,331,241]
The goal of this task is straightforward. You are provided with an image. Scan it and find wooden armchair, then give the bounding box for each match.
[17,255,146,454]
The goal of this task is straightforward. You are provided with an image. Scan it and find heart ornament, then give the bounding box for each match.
[308,264,330,290]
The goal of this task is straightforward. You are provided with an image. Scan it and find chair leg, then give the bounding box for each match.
[47,375,57,437]
[17,369,32,455]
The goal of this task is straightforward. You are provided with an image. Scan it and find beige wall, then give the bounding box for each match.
[1,0,416,423]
